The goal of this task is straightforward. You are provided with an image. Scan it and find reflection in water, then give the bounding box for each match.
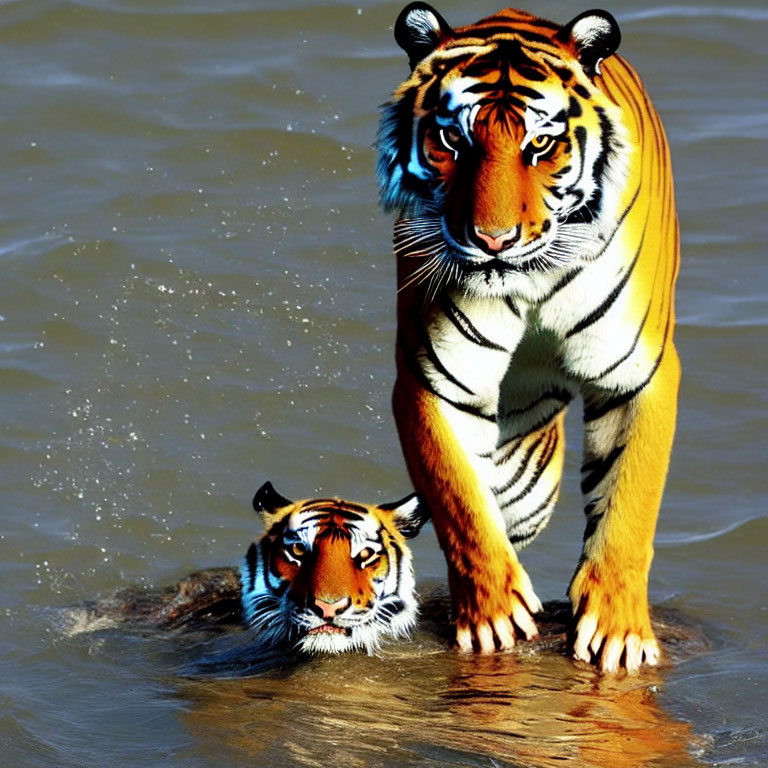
[166,593,708,768]
[177,650,705,768]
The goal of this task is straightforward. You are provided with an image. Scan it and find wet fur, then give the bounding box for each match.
[240,483,429,654]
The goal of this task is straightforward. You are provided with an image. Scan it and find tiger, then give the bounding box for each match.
[240,481,430,654]
[376,3,680,672]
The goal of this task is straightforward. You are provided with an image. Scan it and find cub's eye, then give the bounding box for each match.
[439,126,464,157]
[355,547,381,569]
[285,541,307,560]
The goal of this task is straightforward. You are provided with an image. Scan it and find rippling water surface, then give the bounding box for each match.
[1,1,766,766]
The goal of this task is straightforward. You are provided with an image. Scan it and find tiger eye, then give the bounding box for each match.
[356,548,381,569]
[288,542,306,559]
[444,127,461,144]
[529,134,552,150]
[439,126,463,154]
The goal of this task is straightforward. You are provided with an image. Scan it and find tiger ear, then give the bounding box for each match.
[395,2,454,70]
[252,481,293,518]
[557,9,621,77]
[380,493,430,539]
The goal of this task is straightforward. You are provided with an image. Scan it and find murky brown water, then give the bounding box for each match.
[1,1,766,766]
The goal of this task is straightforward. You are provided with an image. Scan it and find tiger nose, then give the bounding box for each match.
[311,595,351,619]
[474,225,521,252]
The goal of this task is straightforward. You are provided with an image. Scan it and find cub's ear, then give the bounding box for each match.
[395,2,454,70]
[252,481,293,516]
[557,9,621,77]
[380,493,430,539]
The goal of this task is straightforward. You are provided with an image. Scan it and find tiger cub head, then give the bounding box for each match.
[240,482,429,654]
[378,3,629,296]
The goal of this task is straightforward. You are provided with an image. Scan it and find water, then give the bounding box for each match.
[0,0,766,765]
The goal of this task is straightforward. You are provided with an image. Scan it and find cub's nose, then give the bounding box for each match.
[311,595,351,619]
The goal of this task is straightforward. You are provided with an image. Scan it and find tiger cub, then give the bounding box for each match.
[377,4,680,671]
[240,482,429,654]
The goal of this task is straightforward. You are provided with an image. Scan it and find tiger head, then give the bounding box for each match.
[240,482,430,654]
[378,3,629,296]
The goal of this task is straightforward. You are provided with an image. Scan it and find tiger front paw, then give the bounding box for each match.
[569,560,660,673]
[451,557,543,653]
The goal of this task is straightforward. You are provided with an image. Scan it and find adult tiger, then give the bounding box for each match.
[240,482,429,653]
[377,4,680,672]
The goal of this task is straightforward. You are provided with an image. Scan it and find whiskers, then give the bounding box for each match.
[393,214,603,292]
[394,217,458,301]
[242,594,290,649]
[547,218,607,264]
[528,218,600,271]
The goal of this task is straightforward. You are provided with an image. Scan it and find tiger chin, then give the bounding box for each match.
[377,4,680,672]
[240,482,430,655]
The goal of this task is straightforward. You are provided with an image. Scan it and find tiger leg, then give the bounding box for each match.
[570,343,680,673]
[393,369,542,653]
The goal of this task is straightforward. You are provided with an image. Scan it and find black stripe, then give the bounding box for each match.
[580,445,625,495]
[514,66,548,83]
[390,539,403,597]
[553,65,574,83]
[487,434,523,462]
[572,126,587,186]
[491,95,528,113]
[589,106,614,214]
[547,185,565,200]
[540,267,583,302]
[509,529,536,546]
[430,50,485,73]
[505,296,521,317]
[316,525,352,542]
[567,96,583,118]
[399,331,497,422]
[564,231,643,338]
[583,314,673,422]
[421,78,442,112]
[439,295,507,351]
[500,430,558,508]
[584,497,602,516]
[500,387,572,419]
[582,182,642,263]
[501,407,565,445]
[490,433,546,495]
[511,84,544,100]
[439,395,497,422]
[300,500,369,517]
[589,301,652,382]
[420,323,476,396]
[300,509,366,524]
[493,433,521,456]
[582,512,604,543]
[463,82,543,105]
[508,485,559,542]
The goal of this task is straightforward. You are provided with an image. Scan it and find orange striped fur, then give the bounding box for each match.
[378,4,679,671]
